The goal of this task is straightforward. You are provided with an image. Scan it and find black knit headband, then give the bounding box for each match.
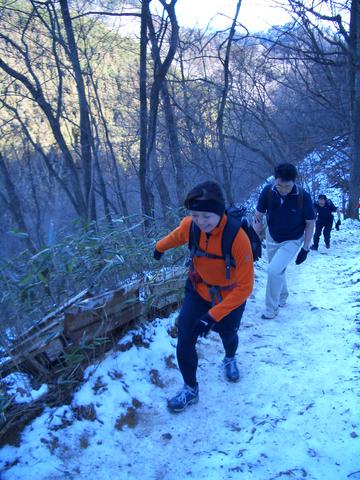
[187,198,225,216]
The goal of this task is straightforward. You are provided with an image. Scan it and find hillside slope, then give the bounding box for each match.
[1,220,359,480]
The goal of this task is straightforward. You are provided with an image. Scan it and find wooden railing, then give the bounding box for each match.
[0,268,186,379]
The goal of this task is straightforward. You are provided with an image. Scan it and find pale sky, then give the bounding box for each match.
[174,0,292,32]
[116,1,293,38]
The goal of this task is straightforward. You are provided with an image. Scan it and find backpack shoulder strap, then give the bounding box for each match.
[221,215,241,280]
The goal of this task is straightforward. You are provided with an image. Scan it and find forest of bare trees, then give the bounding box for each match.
[0,0,358,259]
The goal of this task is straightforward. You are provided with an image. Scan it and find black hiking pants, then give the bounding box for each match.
[176,279,246,387]
[313,220,333,247]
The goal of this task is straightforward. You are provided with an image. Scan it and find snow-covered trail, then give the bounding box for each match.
[1,221,359,480]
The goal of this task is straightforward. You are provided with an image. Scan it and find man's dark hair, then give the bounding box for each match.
[184,181,225,207]
[318,194,327,200]
[274,163,297,182]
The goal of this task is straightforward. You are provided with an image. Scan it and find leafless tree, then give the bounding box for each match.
[0,152,36,252]
[216,0,242,204]
[0,2,90,218]
[138,0,179,225]
[284,0,359,218]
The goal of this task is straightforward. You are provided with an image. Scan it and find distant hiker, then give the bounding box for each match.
[153,181,254,413]
[310,194,341,250]
[252,163,316,319]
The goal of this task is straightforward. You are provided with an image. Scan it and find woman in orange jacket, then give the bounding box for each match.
[154,181,254,413]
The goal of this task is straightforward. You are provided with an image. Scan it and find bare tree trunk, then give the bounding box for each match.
[25,148,44,246]
[161,81,185,204]
[90,76,129,218]
[139,0,179,227]
[148,11,184,206]
[0,152,36,252]
[216,0,242,204]
[90,112,113,226]
[178,48,203,166]
[144,1,179,222]
[146,0,179,163]
[139,0,154,224]
[348,0,360,219]
[59,0,96,222]
[151,150,173,221]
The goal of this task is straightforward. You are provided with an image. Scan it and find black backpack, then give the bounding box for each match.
[188,206,262,281]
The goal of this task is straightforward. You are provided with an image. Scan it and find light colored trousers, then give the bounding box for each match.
[265,230,303,316]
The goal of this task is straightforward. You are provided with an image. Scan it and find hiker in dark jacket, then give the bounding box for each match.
[252,163,316,319]
[153,181,254,413]
[310,195,341,250]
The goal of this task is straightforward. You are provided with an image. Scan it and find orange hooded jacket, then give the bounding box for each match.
[156,214,254,322]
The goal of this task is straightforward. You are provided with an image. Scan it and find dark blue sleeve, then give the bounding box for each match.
[256,185,271,213]
[330,202,337,212]
[303,191,316,220]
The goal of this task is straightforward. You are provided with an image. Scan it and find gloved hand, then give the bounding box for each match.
[193,313,215,338]
[335,219,341,231]
[153,248,163,261]
[295,248,309,265]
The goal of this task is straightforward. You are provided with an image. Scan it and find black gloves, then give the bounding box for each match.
[335,219,341,231]
[295,248,309,265]
[193,313,215,338]
[153,248,163,261]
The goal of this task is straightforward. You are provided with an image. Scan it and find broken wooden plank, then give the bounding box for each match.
[12,289,91,347]
[65,287,139,329]
[0,333,66,378]
[64,303,144,343]
[10,316,65,356]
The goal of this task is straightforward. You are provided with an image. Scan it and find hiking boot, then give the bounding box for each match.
[279,298,287,308]
[310,245,318,251]
[223,356,240,382]
[325,243,330,249]
[261,311,278,319]
[167,384,199,413]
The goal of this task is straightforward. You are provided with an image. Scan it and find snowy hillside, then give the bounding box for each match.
[1,220,359,480]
